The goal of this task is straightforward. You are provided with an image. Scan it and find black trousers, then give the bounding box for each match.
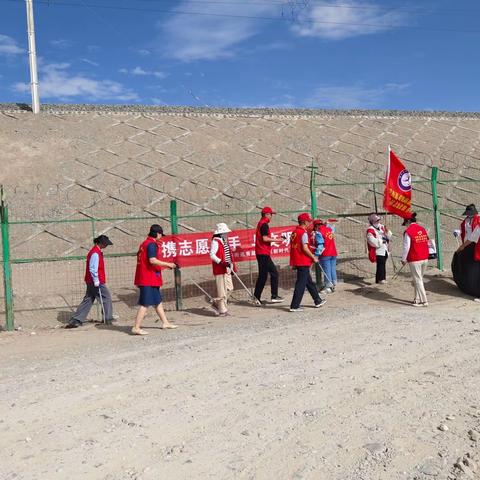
[375,254,388,283]
[254,254,279,300]
[290,266,321,309]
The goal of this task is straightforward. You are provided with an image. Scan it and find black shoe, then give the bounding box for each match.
[65,321,81,329]
[104,319,113,326]
[270,296,285,303]
[314,299,327,308]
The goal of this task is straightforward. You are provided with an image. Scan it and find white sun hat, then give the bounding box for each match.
[214,223,231,235]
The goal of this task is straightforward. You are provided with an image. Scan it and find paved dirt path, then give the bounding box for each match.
[1,277,480,480]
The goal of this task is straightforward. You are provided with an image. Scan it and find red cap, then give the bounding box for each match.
[298,213,313,223]
[313,219,324,226]
[261,206,275,215]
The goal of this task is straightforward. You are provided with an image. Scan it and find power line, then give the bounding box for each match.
[6,0,480,17]
[3,0,480,35]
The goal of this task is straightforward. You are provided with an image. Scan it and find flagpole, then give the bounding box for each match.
[386,145,397,272]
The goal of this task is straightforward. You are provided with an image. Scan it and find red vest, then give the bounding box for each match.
[405,223,429,262]
[134,237,163,287]
[290,226,312,267]
[366,225,386,263]
[318,224,337,257]
[255,217,271,256]
[211,237,237,276]
[85,245,106,285]
[460,215,480,242]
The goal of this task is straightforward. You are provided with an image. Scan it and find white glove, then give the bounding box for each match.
[453,229,461,238]
[94,280,100,287]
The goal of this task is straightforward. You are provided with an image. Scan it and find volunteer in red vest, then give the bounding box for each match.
[253,206,284,304]
[66,235,114,328]
[289,213,327,312]
[366,213,392,284]
[210,223,237,316]
[312,219,338,294]
[132,224,178,336]
[456,204,480,253]
[401,213,430,307]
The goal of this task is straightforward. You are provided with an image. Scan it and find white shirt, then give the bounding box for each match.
[467,225,480,243]
[464,217,475,240]
[210,237,222,264]
[366,224,391,257]
[402,234,411,262]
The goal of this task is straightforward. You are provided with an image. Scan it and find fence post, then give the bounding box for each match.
[170,199,183,310]
[431,167,444,270]
[1,188,14,331]
[309,161,318,219]
[308,162,322,287]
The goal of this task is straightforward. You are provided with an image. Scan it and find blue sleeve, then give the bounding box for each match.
[314,232,325,256]
[147,242,157,259]
[89,252,100,284]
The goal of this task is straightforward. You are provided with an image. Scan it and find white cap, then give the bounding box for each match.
[214,223,231,235]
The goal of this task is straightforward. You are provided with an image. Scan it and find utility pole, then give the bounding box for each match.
[25,0,40,114]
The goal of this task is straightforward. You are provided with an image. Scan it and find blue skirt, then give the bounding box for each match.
[138,286,162,307]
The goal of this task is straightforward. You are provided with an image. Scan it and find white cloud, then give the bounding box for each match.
[50,39,73,49]
[81,58,99,67]
[291,1,407,40]
[129,47,151,57]
[159,0,278,61]
[305,83,410,109]
[0,34,24,55]
[13,63,139,101]
[120,66,166,79]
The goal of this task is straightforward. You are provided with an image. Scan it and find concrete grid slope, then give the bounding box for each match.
[1,104,480,260]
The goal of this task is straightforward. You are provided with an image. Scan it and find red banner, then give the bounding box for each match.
[383,149,412,218]
[155,226,294,268]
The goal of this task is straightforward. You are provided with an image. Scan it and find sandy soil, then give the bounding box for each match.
[1,273,480,480]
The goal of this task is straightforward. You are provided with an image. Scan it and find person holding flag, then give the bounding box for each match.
[401,212,430,307]
[366,214,392,284]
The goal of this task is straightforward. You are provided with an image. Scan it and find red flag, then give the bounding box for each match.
[383,148,412,218]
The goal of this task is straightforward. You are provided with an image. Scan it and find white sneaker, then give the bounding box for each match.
[289,308,304,312]
[379,280,388,284]
[321,287,333,294]
[474,298,480,303]
[314,299,327,308]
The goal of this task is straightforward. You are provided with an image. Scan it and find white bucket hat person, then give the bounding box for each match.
[214,223,231,235]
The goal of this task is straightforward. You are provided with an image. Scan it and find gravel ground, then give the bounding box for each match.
[1,274,480,480]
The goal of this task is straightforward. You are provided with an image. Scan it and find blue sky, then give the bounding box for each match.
[1,0,479,110]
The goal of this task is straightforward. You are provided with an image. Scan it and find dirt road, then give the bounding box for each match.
[1,276,480,480]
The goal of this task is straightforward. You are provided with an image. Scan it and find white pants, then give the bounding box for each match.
[214,273,233,314]
[409,260,428,304]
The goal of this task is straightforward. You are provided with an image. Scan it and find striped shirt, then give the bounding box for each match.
[223,238,232,264]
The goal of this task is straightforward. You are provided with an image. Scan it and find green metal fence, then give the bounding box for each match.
[2,165,480,331]
[311,165,480,275]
